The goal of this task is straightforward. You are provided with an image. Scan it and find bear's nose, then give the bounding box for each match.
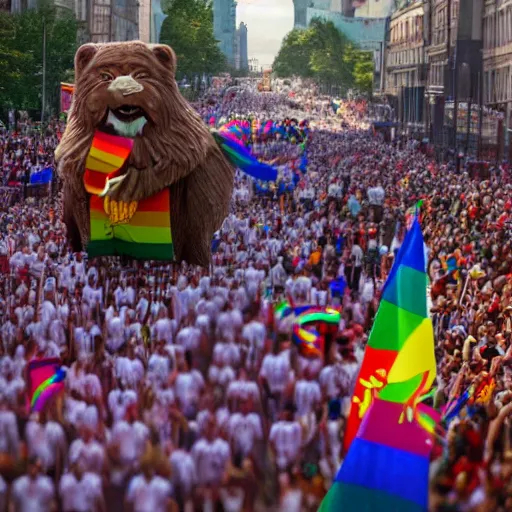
[108,75,144,97]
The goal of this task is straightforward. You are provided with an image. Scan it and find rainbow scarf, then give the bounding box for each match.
[84,131,174,260]
[31,367,66,412]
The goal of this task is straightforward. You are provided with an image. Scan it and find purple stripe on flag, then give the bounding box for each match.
[357,398,433,458]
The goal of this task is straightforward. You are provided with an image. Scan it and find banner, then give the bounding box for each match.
[30,167,53,185]
[60,83,74,113]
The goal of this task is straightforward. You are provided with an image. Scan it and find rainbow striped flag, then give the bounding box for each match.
[88,189,174,260]
[320,398,437,512]
[322,217,437,511]
[84,131,173,260]
[27,358,66,413]
[343,218,436,451]
[292,324,323,358]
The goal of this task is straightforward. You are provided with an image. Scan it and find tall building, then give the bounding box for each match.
[483,0,512,149]
[238,21,248,71]
[384,1,426,125]
[294,0,355,27]
[293,0,312,28]
[213,0,237,66]
[138,0,166,43]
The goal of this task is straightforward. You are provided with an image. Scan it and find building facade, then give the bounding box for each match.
[213,0,237,66]
[385,1,426,125]
[294,0,358,28]
[237,22,248,71]
[248,57,260,73]
[483,0,512,147]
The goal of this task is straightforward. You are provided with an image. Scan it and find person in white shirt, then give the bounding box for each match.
[349,241,364,290]
[125,455,174,512]
[59,461,105,512]
[191,416,231,488]
[10,457,56,512]
[169,447,197,509]
[269,407,303,472]
[174,354,204,419]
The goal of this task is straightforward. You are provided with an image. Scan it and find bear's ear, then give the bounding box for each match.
[75,44,98,81]
[150,44,177,75]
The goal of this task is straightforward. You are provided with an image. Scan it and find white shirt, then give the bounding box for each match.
[294,379,322,418]
[25,420,66,471]
[351,244,364,267]
[228,413,263,457]
[126,475,172,512]
[191,438,230,486]
[68,439,105,475]
[269,421,302,470]
[174,370,204,410]
[259,352,294,394]
[59,472,103,512]
[110,420,149,465]
[0,409,20,457]
[170,450,197,495]
[12,475,55,512]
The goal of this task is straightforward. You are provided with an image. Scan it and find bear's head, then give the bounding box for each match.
[56,42,214,202]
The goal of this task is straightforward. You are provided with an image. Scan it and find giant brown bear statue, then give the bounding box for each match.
[55,42,234,267]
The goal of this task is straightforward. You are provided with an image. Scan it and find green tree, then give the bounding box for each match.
[0,1,78,112]
[272,29,313,78]
[160,0,226,79]
[272,18,375,95]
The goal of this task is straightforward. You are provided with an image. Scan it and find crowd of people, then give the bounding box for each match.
[0,78,511,512]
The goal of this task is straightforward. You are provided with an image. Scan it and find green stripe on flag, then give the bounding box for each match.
[368,300,424,352]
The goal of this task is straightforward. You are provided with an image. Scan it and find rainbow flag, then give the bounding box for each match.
[343,218,436,452]
[212,130,278,182]
[27,358,66,413]
[84,131,173,260]
[292,324,323,358]
[88,189,174,260]
[320,398,436,512]
[297,307,340,327]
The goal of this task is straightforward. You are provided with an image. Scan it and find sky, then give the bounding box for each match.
[236,0,294,69]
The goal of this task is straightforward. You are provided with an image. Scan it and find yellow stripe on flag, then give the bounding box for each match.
[386,318,436,390]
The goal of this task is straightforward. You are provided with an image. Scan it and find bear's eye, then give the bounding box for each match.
[100,72,114,82]
[134,72,149,80]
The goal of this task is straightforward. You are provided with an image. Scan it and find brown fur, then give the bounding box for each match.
[56,41,234,266]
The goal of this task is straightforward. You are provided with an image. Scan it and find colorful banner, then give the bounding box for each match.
[60,83,74,114]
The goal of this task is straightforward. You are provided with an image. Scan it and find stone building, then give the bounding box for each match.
[385,0,426,125]
[483,0,512,148]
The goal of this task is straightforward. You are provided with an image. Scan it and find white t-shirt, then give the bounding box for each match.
[294,379,322,418]
[59,472,103,512]
[169,450,197,495]
[25,420,66,471]
[228,412,263,457]
[68,439,106,475]
[174,370,204,411]
[351,244,364,267]
[125,475,172,512]
[110,420,149,465]
[12,475,55,512]
[259,352,294,394]
[191,438,231,486]
[269,421,302,470]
